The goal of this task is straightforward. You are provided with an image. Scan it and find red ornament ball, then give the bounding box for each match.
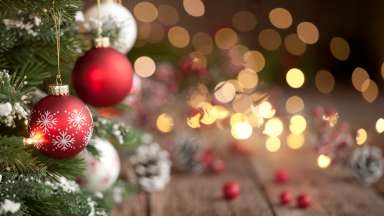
[72,47,133,107]
[28,94,93,159]
[297,193,312,208]
[275,169,289,184]
[222,181,240,200]
[210,158,225,174]
[279,191,293,205]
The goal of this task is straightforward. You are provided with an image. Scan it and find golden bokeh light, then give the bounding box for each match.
[269,8,293,29]
[252,101,276,119]
[192,32,213,55]
[317,154,331,169]
[158,5,179,26]
[287,133,305,149]
[232,11,257,32]
[230,112,248,126]
[284,33,306,56]
[286,68,305,88]
[243,50,266,72]
[211,105,229,120]
[265,136,281,152]
[187,84,209,108]
[263,117,284,137]
[232,94,253,113]
[237,68,258,89]
[376,118,384,134]
[168,26,190,48]
[134,2,158,23]
[214,81,236,103]
[356,128,367,145]
[138,22,151,40]
[215,28,238,50]
[289,115,307,134]
[156,113,174,133]
[285,96,304,114]
[183,0,205,17]
[134,56,156,78]
[381,62,384,80]
[351,67,370,92]
[315,70,335,94]
[297,22,319,44]
[258,29,282,51]
[330,37,350,61]
[228,79,245,92]
[362,80,379,103]
[186,113,201,129]
[231,122,253,140]
[229,45,249,66]
[248,113,264,127]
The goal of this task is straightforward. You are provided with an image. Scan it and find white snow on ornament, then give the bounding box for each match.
[0,102,12,116]
[36,110,58,133]
[0,199,21,214]
[52,131,75,151]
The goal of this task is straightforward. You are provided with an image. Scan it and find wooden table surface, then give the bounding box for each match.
[113,146,384,216]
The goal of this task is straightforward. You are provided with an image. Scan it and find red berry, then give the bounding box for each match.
[222,181,240,200]
[275,169,289,183]
[297,193,311,208]
[279,191,293,205]
[210,158,225,174]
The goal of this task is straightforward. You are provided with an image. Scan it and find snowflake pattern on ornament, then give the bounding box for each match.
[83,127,93,145]
[68,109,86,131]
[36,110,58,133]
[52,131,75,151]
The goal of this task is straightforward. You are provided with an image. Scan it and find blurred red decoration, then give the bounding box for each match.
[72,47,133,107]
[275,169,289,184]
[297,193,312,208]
[210,158,225,174]
[222,181,240,200]
[178,55,208,78]
[199,149,215,168]
[279,191,293,205]
[28,94,93,159]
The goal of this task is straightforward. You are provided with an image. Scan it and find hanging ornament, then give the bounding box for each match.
[73,0,133,107]
[27,12,93,159]
[84,0,137,53]
[349,146,384,185]
[130,143,171,192]
[78,137,121,192]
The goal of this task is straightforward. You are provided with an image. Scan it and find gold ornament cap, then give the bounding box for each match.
[94,36,110,48]
[48,84,69,96]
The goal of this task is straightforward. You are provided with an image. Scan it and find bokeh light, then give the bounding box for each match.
[330,37,350,61]
[232,94,253,113]
[186,113,201,129]
[237,68,258,89]
[315,70,335,94]
[230,112,248,126]
[263,117,284,137]
[134,2,158,23]
[157,5,179,26]
[284,33,306,56]
[265,136,281,152]
[297,22,319,44]
[289,115,307,134]
[317,154,331,169]
[287,133,305,149]
[168,26,190,48]
[355,128,367,145]
[231,122,253,140]
[362,80,379,103]
[183,0,205,17]
[243,50,265,72]
[258,29,282,51]
[215,28,238,50]
[269,8,293,29]
[156,113,174,133]
[232,11,257,32]
[229,45,249,66]
[214,81,236,103]
[376,118,384,134]
[134,56,156,78]
[286,68,305,88]
[351,67,370,92]
[285,96,305,114]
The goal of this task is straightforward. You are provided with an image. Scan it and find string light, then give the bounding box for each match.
[286,68,305,88]
[231,122,253,140]
[156,113,174,133]
[376,118,384,134]
[317,154,331,169]
[266,136,281,152]
[356,128,367,145]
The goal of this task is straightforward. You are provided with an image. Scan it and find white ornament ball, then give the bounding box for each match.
[80,138,121,192]
[85,1,137,53]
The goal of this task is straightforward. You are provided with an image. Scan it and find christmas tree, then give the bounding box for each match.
[0,0,142,215]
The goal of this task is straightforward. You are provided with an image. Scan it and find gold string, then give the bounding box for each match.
[52,1,62,85]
